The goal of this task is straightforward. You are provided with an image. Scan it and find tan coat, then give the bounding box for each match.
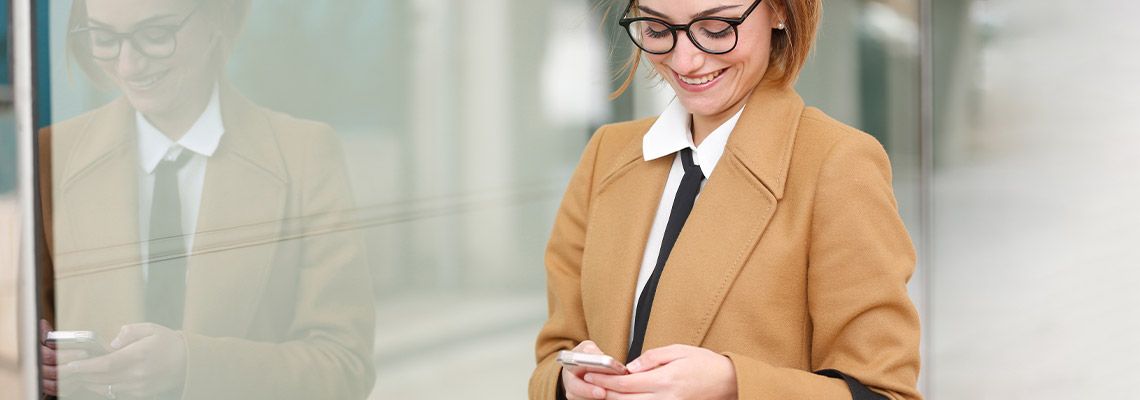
[530,84,922,399]
[40,84,375,399]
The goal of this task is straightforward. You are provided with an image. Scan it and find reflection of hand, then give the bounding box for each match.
[65,323,187,398]
[585,344,737,400]
[40,319,90,397]
[562,340,613,400]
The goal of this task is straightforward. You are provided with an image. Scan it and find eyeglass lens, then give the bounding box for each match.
[626,19,737,54]
[85,27,179,60]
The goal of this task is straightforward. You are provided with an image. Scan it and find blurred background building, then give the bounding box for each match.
[2,0,1138,398]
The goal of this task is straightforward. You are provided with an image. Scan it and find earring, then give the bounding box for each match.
[776,22,786,30]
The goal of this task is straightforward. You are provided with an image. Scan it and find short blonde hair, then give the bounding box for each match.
[610,0,821,99]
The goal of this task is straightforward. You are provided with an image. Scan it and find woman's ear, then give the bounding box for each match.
[767,0,788,30]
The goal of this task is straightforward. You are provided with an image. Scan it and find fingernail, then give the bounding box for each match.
[584,373,594,383]
[593,387,605,398]
[628,360,641,371]
[110,339,121,349]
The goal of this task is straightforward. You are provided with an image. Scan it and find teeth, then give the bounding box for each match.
[130,72,163,87]
[679,69,722,85]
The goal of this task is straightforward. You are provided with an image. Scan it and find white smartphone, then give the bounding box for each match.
[557,350,628,375]
[45,331,109,356]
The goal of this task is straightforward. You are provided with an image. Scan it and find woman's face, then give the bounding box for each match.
[637,0,779,120]
[85,0,220,118]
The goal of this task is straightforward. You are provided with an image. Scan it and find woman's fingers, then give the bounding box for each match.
[585,370,659,394]
[42,378,58,396]
[56,349,90,365]
[563,367,607,400]
[111,323,158,350]
[39,320,51,345]
[627,344,688,373]
[42,364,57,380]
[40,343,56,365]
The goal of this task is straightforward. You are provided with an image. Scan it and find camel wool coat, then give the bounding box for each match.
[530,84,922,399]
[39,84,375,399]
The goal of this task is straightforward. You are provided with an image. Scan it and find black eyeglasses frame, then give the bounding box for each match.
[69,3,202,61]
[618,0,766,55]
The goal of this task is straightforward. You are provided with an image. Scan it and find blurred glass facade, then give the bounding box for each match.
[2,0,1136,399]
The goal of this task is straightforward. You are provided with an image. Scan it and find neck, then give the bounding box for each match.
[691,92,751,147]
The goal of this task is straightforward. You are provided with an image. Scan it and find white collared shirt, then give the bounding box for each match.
[137,86,225,276]
[630,99,745,341]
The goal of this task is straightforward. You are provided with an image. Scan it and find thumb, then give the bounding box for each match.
[627,344,688,373]
[110,323,158,350]
[39,320,50,346]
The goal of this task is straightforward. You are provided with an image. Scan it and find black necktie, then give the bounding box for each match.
[627,148,704,362]
[146,150,192,329]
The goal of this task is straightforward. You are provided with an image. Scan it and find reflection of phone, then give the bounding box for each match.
[45,331,109,356]
[557,350,628,375]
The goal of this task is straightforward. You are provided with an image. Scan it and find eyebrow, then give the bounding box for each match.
[86,13,182,30]
[637,4,744,21]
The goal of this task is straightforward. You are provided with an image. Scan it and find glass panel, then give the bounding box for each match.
[930,0,1140,397]
[39,0,624,398]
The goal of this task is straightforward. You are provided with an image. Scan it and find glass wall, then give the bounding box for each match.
[37,0,625,398]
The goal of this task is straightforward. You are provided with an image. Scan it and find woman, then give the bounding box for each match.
[38,0,374,398]
[530,0,921,399]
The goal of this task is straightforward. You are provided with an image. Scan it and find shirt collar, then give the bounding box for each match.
[642,99,746,177]
[137,84,225,174]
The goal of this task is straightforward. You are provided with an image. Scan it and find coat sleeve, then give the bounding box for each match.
[179,126,376,400]
[529,126,609,400]
[725,131,923,400]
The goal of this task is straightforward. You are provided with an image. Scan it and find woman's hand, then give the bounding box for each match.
[585,344,738,400]
[64,323,188,398]
[40,320,90,397]
[562,340,616,400]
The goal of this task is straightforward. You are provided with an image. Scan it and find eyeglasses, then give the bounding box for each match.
[618,0,764,55]
[69,3,201,61]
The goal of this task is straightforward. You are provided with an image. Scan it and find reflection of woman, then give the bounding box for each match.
[531,1,921,399]
[39,0,374,399]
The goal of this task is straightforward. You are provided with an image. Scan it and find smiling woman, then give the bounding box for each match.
[530,0,923,399]
[65,0,247,135]
[39,0,375,399]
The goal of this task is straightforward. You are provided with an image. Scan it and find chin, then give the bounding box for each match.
[124,93,175,117]
[676,95,731,118]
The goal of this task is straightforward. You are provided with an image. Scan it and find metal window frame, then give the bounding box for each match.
[13,0,41,397]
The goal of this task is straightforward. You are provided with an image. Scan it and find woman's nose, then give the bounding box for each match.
[668,31,707,75]
[115,41,149,77]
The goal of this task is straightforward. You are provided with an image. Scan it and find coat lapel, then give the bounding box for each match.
[638,84,805,351]
[580,131,670,361]
[182,84,288,336]
[52,98,146,336]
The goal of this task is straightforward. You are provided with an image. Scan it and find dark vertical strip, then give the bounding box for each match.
[0,0,12,195]
[32,0,47,129]
[918,0,934,395]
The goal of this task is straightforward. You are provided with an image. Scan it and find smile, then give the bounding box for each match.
[678,69,725,85]
[124,70,170,91]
